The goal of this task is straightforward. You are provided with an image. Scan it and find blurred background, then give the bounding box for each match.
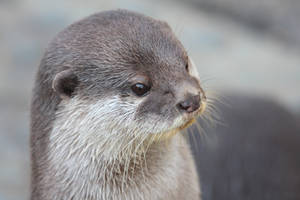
[0,0,299,199]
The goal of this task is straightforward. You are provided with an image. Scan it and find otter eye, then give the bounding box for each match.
[185,63,189,72]
[131,83,150,96]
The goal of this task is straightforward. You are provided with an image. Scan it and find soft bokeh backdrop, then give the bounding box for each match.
[0,0,299,199]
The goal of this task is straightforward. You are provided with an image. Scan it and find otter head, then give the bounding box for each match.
[48,10,206,157]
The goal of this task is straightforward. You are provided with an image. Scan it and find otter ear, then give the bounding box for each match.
[52,70,79,99]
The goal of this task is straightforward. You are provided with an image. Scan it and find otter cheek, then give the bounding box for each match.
[135,95,164,119]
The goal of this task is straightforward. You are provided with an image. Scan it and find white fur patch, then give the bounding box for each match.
[46,95,193,199]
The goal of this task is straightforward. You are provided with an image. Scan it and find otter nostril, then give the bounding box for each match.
[177,94,200,113]
[178,100,192,111]
[164,91,171,95]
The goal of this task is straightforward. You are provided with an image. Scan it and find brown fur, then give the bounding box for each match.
[30,10,203,200]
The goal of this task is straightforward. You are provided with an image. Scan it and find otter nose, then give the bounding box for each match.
[177,95,200,113]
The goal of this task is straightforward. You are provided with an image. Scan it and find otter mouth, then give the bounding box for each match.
[153,101,207,141]
[181,99,207,126]
[194,99,207,117]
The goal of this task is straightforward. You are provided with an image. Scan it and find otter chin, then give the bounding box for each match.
[30,9,206,200]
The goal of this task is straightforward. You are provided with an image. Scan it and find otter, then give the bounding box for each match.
[30,10,207,200]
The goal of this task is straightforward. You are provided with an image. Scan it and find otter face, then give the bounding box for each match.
[125,57,206,136]
[51,10,206,143]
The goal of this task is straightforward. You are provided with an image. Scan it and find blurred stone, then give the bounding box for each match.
[190,93,300,200]
[183,0,300,47]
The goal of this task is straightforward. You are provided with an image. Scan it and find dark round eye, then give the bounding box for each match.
[185,63,189,72]
[131,83,151,96]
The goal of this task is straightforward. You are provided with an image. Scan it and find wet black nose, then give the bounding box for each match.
[177,95,200,113]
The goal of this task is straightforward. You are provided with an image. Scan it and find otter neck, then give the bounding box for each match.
[47,120,183,199]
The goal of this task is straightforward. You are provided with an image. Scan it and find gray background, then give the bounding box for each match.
[0,0,299,199]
